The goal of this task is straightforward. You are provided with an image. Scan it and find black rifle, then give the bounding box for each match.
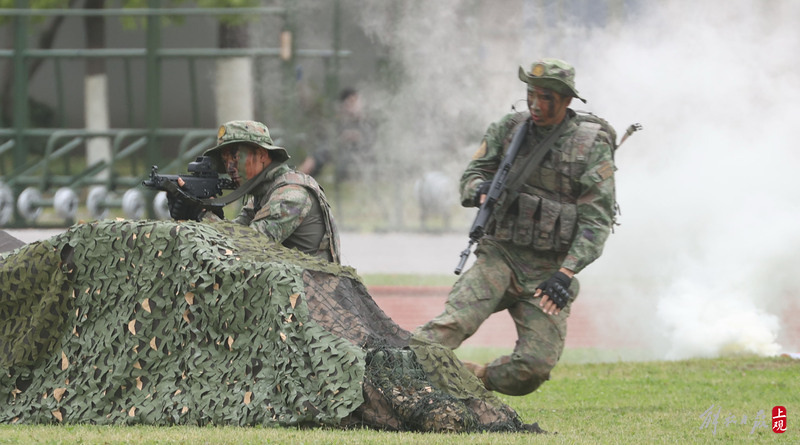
[454,121,529,275]
[142,156,236,208]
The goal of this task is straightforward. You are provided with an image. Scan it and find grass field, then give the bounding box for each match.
[0,353,796,444]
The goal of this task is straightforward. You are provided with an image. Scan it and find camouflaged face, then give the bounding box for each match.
[0,220,538,432]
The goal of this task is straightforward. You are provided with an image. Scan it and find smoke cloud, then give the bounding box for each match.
[352,0,800,359]
[575,0,800,360]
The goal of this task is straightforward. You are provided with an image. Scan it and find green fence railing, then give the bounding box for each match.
[0,1,348,227]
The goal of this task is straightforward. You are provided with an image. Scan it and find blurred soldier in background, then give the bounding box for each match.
[168,120,340,263]
[298,87,376,180]
[412,59,617,396]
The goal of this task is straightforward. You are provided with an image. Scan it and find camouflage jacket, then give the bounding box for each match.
[460,110,616,273]
[234,163,340,263]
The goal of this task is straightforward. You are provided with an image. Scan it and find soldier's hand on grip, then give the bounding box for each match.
[535,271,572,313]
[473,181,491,207]
[167,191,202,221]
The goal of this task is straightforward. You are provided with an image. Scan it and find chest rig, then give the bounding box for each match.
[491,116,602,252]
[256,171,341,263]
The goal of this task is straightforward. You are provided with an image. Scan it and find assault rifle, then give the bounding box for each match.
[454,121,529,275]
[142,156,236,206]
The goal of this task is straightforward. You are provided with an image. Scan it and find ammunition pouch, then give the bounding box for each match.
[492,188,577,252]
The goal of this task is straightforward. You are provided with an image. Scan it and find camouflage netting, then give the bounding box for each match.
[0,220,541,433]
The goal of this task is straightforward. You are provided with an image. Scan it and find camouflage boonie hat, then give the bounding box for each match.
[203,120,290,172]
[518,58,586,103]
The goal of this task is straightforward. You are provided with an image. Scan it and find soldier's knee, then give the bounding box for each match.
[486,355,555,396]
[411,324,462,350]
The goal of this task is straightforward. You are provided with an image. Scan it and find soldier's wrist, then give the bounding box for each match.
[558,267,575,279]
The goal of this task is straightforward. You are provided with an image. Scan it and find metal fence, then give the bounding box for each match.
[0,1,348,227]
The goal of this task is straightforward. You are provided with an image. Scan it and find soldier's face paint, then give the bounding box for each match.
[527,87,571,127]
[221,146,242,186]
[243,147,272,180]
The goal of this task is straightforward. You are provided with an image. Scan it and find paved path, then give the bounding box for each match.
[340,232,475,275]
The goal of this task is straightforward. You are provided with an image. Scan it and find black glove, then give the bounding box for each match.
[207,206,225,219]
[536,271,572,310]
[166,192,202,221]
[473,181,492,207]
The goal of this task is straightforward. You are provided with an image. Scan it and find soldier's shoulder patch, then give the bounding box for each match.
[472,140,488,160]
[597,162,615,180]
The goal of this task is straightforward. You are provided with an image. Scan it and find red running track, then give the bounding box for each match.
[369,285,606,349]
[369,286,800,352]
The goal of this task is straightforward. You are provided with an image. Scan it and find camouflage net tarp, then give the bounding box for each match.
[0,220,541,432]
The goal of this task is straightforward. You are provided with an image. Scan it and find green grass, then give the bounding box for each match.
[1,355,796,444]
[520,355,798,443]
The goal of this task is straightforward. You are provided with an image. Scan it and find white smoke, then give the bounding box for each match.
[656,278,781,359]
[351,0,800,359]
[562,0,800,359]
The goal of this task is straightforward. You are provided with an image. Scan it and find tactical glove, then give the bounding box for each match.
[473,181,492,207]
[207,206,225,220]
[166,192,202,221]
[536,271,572,310]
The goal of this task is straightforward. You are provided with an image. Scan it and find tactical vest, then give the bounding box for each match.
[491,114,604,252]
[256,171,341,263]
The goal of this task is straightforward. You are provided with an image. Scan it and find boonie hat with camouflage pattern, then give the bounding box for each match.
[518,58,586,103]
[203,120,290,172]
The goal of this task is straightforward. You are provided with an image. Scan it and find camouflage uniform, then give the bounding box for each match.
[412,59,616,396]
[204,121,340,263]
[233,164,340,263]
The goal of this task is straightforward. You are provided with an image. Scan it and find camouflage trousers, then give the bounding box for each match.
[411,238,579,396]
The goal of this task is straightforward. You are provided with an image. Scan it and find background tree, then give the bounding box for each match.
[83,0,110,178]
[198,0,260,124]
[0,0,77,127]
